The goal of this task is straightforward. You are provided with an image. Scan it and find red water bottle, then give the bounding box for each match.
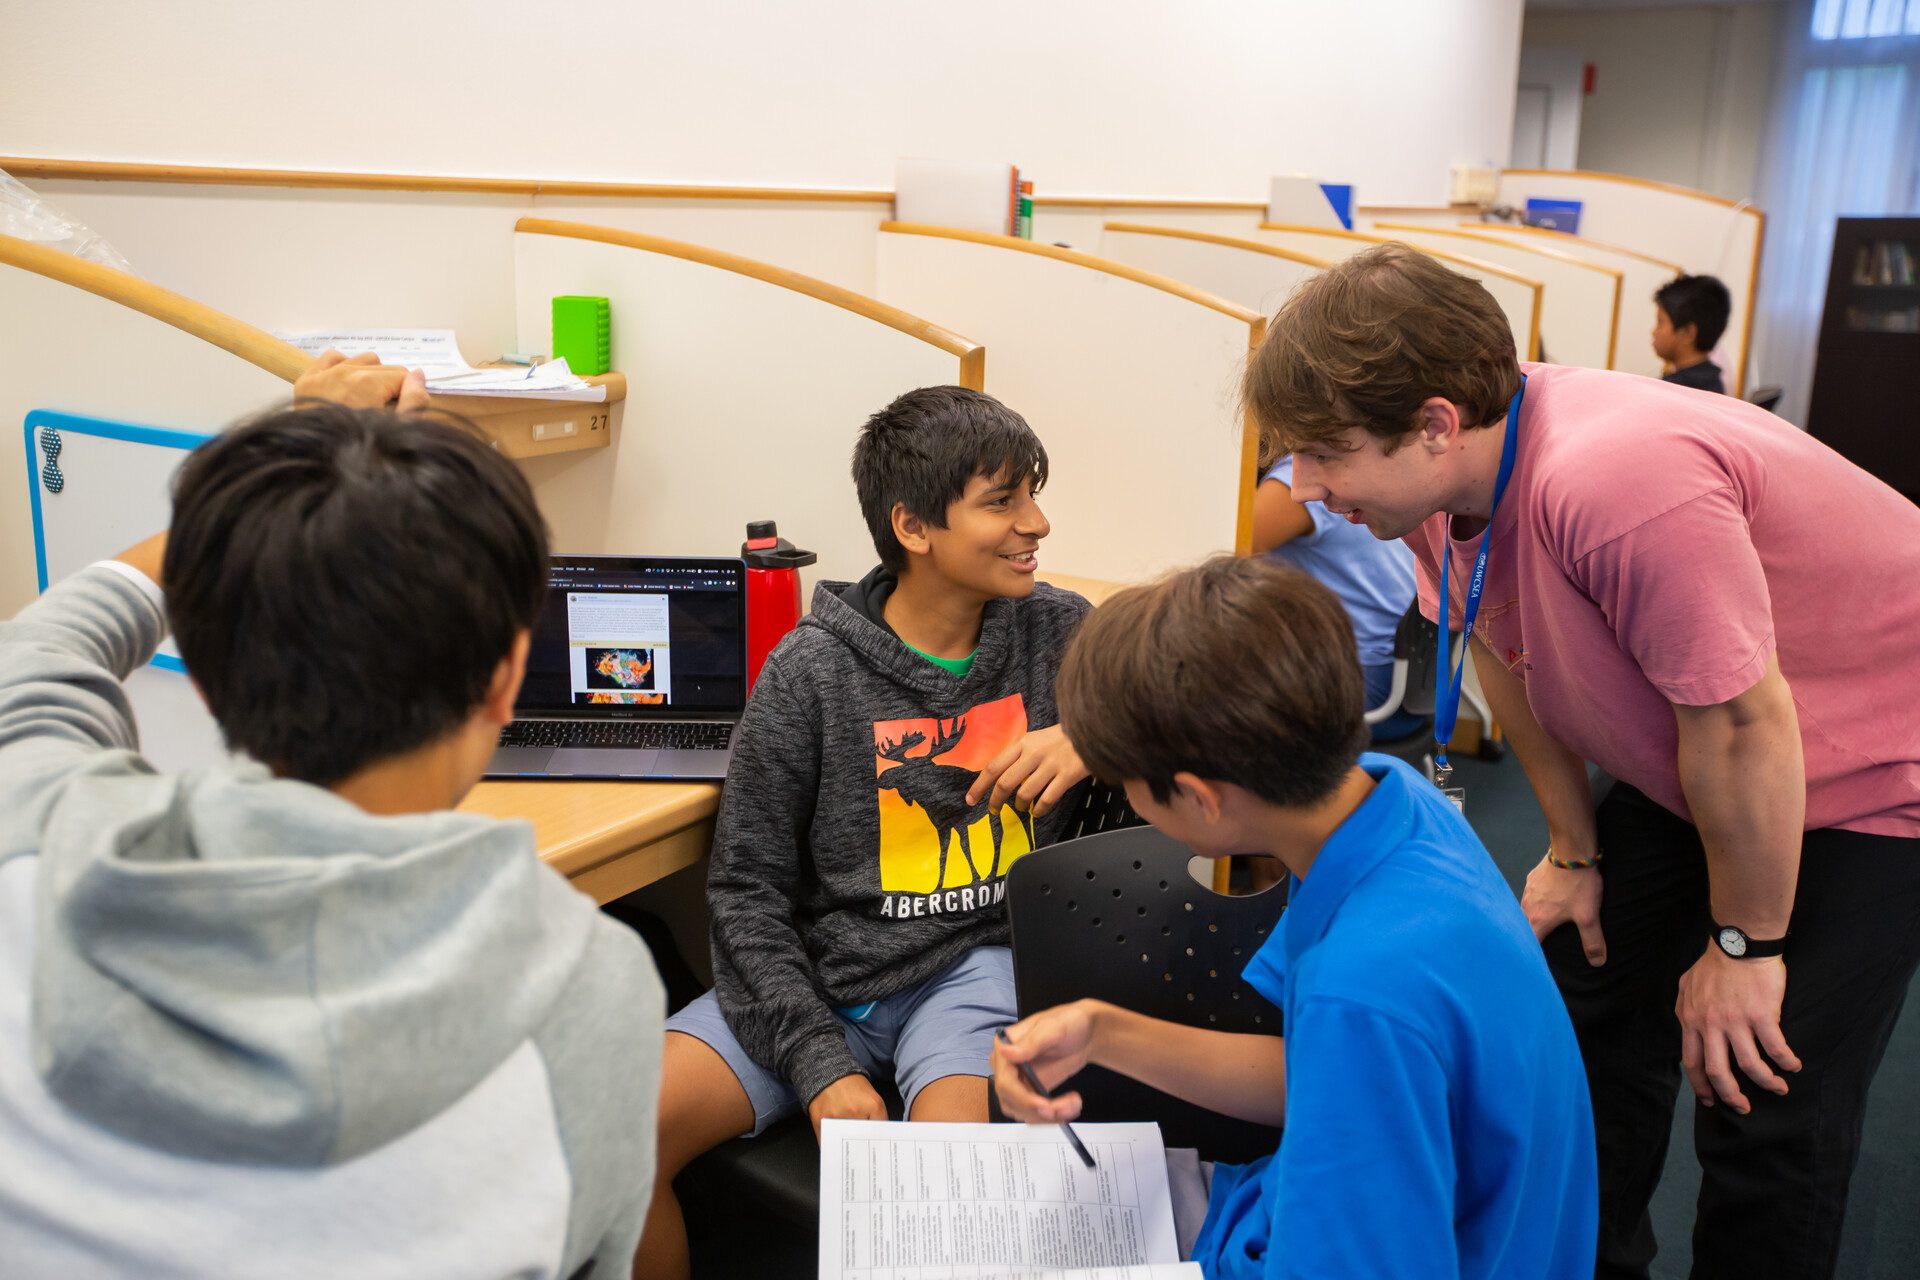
[742,520,817,693]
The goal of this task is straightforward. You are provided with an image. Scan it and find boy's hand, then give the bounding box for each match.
[293,350,431,413]
[807,1073,888,1140]
[967,724,1089,817]
[990,1001,1100,1123]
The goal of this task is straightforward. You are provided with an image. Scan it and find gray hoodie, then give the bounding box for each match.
[0,566,663,1279]
[709,573,1090,1105]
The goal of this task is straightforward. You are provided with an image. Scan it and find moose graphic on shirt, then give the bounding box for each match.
[873,693,1036,912]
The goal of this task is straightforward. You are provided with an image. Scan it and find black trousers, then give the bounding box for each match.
[1543,783,1920,1280]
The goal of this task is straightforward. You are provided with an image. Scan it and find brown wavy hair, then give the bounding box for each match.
[1244,242,1520,458]
[1057,555,1367,809]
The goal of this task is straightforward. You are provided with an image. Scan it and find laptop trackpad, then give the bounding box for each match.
[487,746,556,777]
[546,747,661,778]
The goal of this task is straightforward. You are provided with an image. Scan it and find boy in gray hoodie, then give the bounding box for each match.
[0,354,665,1279]
[638,387,1093,1280]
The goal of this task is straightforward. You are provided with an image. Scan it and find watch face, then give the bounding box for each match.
[1718,927,1748,957]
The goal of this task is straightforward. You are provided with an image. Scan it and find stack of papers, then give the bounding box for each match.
[818,1119,1201,1280]
[274,328,608,403]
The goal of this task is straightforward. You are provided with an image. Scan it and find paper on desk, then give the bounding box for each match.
[428,357,606,402]
[274,328,474,381]
[273,331,607,402]
[818,1120,1189,1280]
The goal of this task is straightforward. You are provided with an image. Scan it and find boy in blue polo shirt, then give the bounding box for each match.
[992,555,1596,1279]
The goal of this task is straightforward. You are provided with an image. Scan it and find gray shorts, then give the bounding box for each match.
[665,945,1015,1136]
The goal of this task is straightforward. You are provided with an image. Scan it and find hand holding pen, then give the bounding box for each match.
[993,1021,1096,1168]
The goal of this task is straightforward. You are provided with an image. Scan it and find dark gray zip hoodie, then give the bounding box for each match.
[708,572,1091,1104]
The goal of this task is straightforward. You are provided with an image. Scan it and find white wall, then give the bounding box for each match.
[1513,48,1586,169]
[6,1,1523,207]
[1521,3,1787,202]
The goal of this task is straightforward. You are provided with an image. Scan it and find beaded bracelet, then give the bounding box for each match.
[1547,849,1603,871]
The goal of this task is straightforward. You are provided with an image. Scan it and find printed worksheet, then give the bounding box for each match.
[819,1121,1192,1280]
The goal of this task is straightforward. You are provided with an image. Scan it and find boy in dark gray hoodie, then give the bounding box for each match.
[639,387,1093,1280]
[0,354,664,1279]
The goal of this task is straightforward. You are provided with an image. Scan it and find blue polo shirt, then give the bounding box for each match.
[1190,755,1596,1279]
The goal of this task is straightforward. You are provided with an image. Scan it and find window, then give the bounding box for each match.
[1811,0,1920,40]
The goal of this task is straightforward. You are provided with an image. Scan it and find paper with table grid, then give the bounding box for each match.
[818,1120,1198,1280]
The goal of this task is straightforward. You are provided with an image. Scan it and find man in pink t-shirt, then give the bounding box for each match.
[1242,243,1920,1280]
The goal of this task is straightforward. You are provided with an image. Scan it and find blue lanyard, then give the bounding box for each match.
[1434,375,1526,780]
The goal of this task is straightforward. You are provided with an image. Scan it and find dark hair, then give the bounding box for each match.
[163,401,549,785]
[1244,242,1520,459]
[1655,274,1731,352]
[851,386,1049,572]
[1056,555,1368,808]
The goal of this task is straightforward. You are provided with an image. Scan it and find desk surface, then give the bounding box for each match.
[466,570,1125,902]
[459,777,720,903]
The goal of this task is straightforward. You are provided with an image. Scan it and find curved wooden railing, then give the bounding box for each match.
[518,218,986,389]
[879,222,1264,327]
[1259,222,1544,361]
[1103,222,1335,269]
[3,157,895,203]
[1458,222,1684,274]
[1375,222,1624,369]
[1499,167,1758,213]
[0,232,310,380]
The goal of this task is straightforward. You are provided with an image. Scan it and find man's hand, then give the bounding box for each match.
[990,1001,1100,1123]
[966,724,1089,817]
[1521,856,1608,966]
[807,1073,888,1140]
[293,350,430,412]
[1677,947,1800,1113]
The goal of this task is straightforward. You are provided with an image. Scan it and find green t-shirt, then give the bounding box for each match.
[905,642,975,677]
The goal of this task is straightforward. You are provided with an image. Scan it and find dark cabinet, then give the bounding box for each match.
[1807,216,1920,502]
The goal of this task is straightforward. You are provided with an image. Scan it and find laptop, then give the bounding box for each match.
[486,555,748,781]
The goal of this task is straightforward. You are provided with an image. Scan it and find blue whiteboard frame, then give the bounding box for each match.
[24,409,214,674]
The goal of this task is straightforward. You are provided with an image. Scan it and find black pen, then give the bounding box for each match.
[996,1027,1096,1168]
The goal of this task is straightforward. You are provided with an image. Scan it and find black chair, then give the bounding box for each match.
[678,781,1144,1233]
[1006,823,1287,1164]
[1745,385,1784,413]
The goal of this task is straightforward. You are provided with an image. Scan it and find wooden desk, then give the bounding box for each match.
[459,777,719,904]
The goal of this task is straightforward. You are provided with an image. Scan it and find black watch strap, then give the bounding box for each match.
[1712,923,1787,959]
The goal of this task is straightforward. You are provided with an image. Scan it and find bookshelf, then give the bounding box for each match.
[1808,217,1920,501]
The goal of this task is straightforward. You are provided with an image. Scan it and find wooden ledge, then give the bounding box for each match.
[428,372,625,459]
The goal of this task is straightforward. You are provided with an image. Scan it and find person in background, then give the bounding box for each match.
[1251,456,1426,742]
[1653,274,1732,394]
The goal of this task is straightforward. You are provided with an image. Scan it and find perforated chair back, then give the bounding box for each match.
[1392,599,1440,720]
[1006,824,1286,1163]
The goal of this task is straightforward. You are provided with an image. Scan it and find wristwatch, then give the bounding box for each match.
[1711,923,1787,959]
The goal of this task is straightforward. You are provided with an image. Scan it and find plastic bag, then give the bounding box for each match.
[0,168,134,274]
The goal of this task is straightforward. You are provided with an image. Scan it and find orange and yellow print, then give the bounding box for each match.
[874,693,1035,894]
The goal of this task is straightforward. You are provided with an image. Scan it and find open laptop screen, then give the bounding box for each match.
[514,556,747,716]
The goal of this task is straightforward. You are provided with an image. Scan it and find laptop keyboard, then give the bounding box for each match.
[498,720,734,750]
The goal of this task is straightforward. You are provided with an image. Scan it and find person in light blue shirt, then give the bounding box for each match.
[994,556,1597,1279]
[1254,456,1424,740]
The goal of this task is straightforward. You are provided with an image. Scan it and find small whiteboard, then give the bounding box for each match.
[25,409,212,673]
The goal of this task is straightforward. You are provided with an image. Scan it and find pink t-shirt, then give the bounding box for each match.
[1410,363,1920,838]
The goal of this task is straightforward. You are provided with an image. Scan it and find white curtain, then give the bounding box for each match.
[1751,0,1920,425]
